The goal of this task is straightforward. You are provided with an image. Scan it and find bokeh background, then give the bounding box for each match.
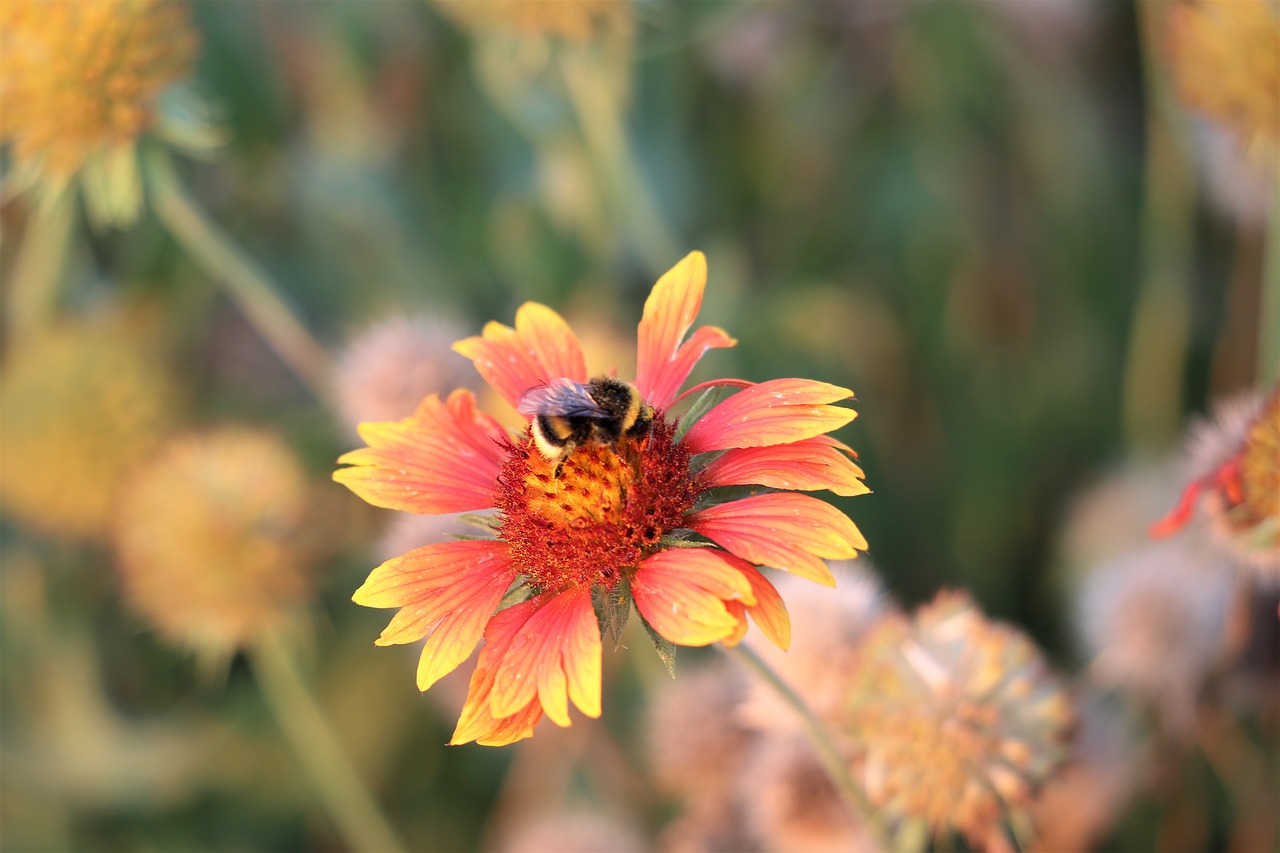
[2,0,1277,850]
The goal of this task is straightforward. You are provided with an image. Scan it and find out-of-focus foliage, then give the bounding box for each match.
[2,1,1276,851]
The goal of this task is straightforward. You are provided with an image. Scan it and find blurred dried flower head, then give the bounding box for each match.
[114,428,313,666]
[0,0,211,227]
[432,0,631,42]
[738,733,876,853]
[497,809,644,853]
[1078,537,1233,733]
[844,590,1074,851]
[1192,118,1276,225]
[646,660,752,819]
[1030,693,1139,853]
[333,313,475,438]
[1055,459,1185,583]
[374,510,470,563]
[0,317,177,540]
[1155,387,1280,578]
[1165,0,1280,160]
[739,560,890,733]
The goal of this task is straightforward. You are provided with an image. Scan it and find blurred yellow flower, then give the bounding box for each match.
[432,0,630,42]
[844,591,1074,851]
[0,0,206,226]
[114,428,313,664]
[1165,0,1280,158]
[0,317,178,541]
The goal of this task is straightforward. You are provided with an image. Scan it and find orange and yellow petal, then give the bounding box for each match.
[451,650,544,747]
[635,251,736,411]
[700,437,870,497]
[724,565,790,650]
[687,492,868,586]
[453,303,587,411]
[352,539,517,691]
[681,379,857,454]
[484,588,602,728]
[631,549,757,646]
[334,389,507,514]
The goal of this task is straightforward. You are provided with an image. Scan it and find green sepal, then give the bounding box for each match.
[592,577,632,649]
[458,513,502,533]
[497,581,532,610]
[673,383,733,442]
[656,532,716,549]
[691,484,777,512]
[636,609,677,679]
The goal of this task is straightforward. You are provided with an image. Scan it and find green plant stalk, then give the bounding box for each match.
[142,148,333,397]
[6,190,75,345]
[725,642,887,848]
[250,630,407,853]
[1121,0,1196,448]
[559,49,682,277]
[1260,174,1280,385]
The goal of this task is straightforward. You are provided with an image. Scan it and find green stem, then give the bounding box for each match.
[725,642,888,849]
[559,49,682,277]
[6,189,75,345]
[142,147,333,397]
[1260,174,1280,385]
[1121,0,1196,448]
[250,630,407,853]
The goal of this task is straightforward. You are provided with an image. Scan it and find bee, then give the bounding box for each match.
[517,376,655,473]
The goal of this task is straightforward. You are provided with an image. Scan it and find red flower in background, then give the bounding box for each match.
[335,252,869,745]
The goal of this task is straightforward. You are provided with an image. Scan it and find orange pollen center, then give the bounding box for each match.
[495,417,699,592]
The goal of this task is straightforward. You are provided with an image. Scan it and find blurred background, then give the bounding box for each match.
[1,0,1276,850]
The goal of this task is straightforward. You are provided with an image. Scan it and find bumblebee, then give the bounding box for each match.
[517,376,654,471]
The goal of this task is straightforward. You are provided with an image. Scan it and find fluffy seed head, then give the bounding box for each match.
[739,560,889,732]
[114,428,313,663]
[333,314,475,439]
[738,733,877,853]
[1165,0,1280,160]
[0,0,199,183]
[0,318,177,540]
[844,591,1074,849]
[1078,537,1234,732]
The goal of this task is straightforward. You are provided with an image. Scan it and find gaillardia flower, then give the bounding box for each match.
[335,252,869,746]
[0,0,214,227]
[1152,385,1280,577]
[1165,0,1280,160]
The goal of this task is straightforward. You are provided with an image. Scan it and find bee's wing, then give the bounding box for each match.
[516,379,607,417]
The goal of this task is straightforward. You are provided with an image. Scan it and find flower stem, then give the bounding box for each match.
[142,147,334,398]
[5,190,75,345]
[1122,0,1196,448]
[559,49,682,278]
[1260,174,1280,385]
[249,630,407,853]
[725,642,887,848]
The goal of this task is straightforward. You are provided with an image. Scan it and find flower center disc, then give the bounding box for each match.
[496,417,698,591]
